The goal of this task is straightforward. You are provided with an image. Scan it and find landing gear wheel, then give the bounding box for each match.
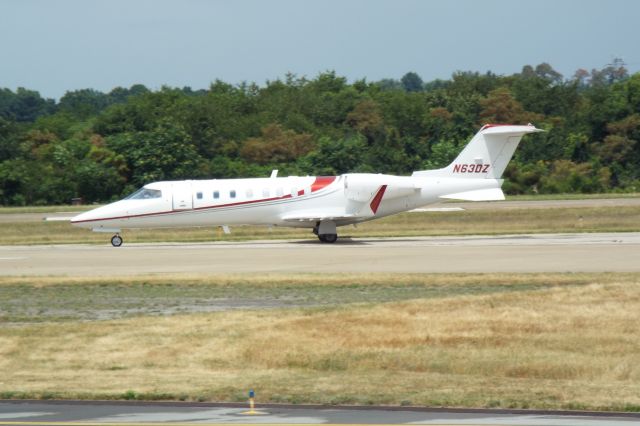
[318,234,338,243]
[111,234,123,247]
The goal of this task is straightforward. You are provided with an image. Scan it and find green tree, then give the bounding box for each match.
[346,99,385,144]
[541,160,611,193]
[240,124,314,165]
[59,89,109,118]
[4,66,640,204]
[106,119,205,188]
[422,139,458,169]
[0,88,54,122]
[0,117,19,161]
[299,135,367,175]
[401,72,424,92]
[479,87,543,125]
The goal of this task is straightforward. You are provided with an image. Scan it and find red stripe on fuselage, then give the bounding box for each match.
[369,185,387,214]
[311,176,336,192]
[72,176,338,225]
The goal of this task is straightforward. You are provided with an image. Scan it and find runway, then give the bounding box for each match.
[1,232,639,276]
[0,401,638,426]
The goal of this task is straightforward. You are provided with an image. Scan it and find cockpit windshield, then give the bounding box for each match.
[125,187,162,200]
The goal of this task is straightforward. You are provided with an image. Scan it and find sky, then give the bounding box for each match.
[0,0,638,99]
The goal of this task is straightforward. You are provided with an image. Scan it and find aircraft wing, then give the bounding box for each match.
[281,212,359,223]
[43,216,75,221]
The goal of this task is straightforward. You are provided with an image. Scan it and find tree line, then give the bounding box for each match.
[0,60,638,205]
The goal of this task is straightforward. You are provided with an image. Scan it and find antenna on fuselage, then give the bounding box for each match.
[270,169,278,178]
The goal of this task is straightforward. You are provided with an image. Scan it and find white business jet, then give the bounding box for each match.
[71,124,542,246]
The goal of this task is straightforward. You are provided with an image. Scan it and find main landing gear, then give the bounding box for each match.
[318,233,338,243]
[313,221,338,244]
[111,234,123,247]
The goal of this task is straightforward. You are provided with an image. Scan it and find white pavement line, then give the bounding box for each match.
[0,413,56,420]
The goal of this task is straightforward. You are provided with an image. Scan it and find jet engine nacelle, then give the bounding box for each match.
[344,174,383,202]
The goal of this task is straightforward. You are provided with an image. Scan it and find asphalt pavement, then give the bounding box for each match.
[0,401,639,426]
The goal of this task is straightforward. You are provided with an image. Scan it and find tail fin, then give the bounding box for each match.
[413,124,543,179]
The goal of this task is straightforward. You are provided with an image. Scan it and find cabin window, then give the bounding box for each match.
[276,187,283,197]
[196,192,203,200]
[213,190,219,199]
[126,188,162,200]
[246,188,253,198]
[262,188,270,198]
[230,190,236,198]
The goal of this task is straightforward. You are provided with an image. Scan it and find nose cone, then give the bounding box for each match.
[70,202,124,229]
[70,208,101,228]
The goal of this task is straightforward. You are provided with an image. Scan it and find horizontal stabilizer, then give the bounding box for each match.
[439,188,505,201]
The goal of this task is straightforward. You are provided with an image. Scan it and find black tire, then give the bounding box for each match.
[111,234,123,247]
[319,233,338,243]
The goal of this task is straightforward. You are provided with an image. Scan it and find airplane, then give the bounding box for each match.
[71,124,542,246]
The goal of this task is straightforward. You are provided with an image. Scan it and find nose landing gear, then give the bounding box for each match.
[111,234,123,247]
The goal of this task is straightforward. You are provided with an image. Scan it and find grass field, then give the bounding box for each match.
[1,273,639,411]
[1,205,640,245]
[0,205,95,214]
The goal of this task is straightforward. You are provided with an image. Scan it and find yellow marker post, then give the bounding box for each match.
[240,389,266,415]
[248,389,256,414]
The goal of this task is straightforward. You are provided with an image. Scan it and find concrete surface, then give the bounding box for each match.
[1,233,638,276]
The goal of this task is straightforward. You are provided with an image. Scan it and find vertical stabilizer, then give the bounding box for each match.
[413,124,542,179]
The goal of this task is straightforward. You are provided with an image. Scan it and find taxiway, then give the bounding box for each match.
[1,232,638,276]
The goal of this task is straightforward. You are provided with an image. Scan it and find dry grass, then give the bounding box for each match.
[1,206,639,245]
[1,273,639,410]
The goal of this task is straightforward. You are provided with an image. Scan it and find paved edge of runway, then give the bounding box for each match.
[4,230,640,249]
[1,400,638,419]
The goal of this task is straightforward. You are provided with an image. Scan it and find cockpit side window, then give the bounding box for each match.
[125,188,162,200]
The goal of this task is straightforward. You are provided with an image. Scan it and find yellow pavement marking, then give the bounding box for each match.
[238,410,268,415]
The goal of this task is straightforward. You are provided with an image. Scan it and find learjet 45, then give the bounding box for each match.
[71,124,542,246]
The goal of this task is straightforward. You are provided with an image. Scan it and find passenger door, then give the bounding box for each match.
[172,181,193,210]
